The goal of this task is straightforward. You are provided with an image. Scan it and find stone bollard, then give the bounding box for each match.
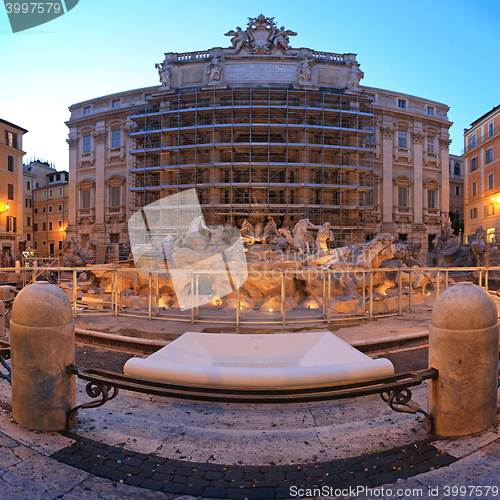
[428,282,499,437]
[10,282,75,431]
[15,260,21,274]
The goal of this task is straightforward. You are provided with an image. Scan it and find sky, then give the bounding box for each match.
[1,0,499,171]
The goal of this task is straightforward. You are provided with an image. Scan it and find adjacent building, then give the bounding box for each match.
[464,104,500,242]
[66,15,452,261]
[33,170,69,257]
[449,153,464,222]
[0,118,27,264]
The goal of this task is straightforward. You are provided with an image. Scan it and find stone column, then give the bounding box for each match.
[428,282,499,437]
[93,127,107,244]
[380,125,395,231]
[440,137,451,214]
[412,132,424,225]
[66,135,79,238]
[10,282,75,431]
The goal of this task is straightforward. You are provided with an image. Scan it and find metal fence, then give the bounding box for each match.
[4,265,491,326]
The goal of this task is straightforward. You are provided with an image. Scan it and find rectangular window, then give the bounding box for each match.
[7,183,14,200]
[7,155,14,172]
[26,180,31,190]
[398,99,406,109]
[112,130,121,148]
[471,133,477,147]
[59,187,63,196]
[455,185,460,196]
[25,198,31,208]
[110,186,121,207]
[81,189,91,209]
[427,189,437,209]
[471,157,477,172]
[58,241,62,250]
[472,181,477,196]
[48,205,53,213]
[427,106,434,116]
[34,192,37,200]
[488,172,494,190]
[27,234,30,241]
[112,99,120,108]
[58,220,62,229]
[83,106,91,115]
[49,189,53,197]
[365,125,375,143]
[34,223,38,232]
[488,122,494,138]
[42,241,46,246]
[398,130,407,148]
[42,222,46,231]
[42,206,46,213]
[34,241,37,249]
[43,190,46,198]
[58,204,62,211]
[454,162,461,176]
[49,221,53,231]
[427,137,435,153]
[26,216,31,227]
[6,131,16,148]
[6,216,16,233]
[34,207,38,214]
[398,186,408,207]
[486,147,493,164]
[83,135,91,153]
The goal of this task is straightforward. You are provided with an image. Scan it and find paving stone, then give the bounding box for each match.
[141,478,164,490]
[226,488,250,499]
[139,470,153,478]
[430,454,456,467]
[105,469,128,482]
[183,485,205,496]
[89,464,112,477]
[124,475,145,487]
[117,464,142,475]
[122,456,143,467]
[206,470,225,480]
[248,488,275,498]
[202,486,227,498]
[244,472,265,481]
[223,471,244,481]
[370,472,400,486]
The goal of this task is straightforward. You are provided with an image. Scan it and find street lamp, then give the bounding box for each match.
[0,204,9,214]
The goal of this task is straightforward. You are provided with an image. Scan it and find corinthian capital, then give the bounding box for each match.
[380,125,394,139]
[412,132,424,144]
[439,137,452,149]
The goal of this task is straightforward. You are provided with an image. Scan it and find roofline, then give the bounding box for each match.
[469,103,500,129]
[0,118,28,134]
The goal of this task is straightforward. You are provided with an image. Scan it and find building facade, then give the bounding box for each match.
[464,104,500,242]
[33,171,69,257]
[449,153,464,221]
[0,118,27,264]
[66,15,452,261]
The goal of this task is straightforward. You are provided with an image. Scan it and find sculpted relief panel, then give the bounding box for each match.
[224,63,297,82]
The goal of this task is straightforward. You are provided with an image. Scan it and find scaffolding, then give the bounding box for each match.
[129,87,375,243]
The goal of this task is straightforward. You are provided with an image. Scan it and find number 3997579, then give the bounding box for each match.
[5,3,62,14]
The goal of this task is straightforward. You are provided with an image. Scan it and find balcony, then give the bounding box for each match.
[424,151,440,167]
[77,208,95,223]
[107,146,125,163]
[105,206,126,223]
[78,152,95,168]
[424,208,441,224]
[394,147,412,163]
[393,206,413,223]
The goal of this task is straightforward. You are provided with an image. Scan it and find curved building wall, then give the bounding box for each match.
[66,16,452,260]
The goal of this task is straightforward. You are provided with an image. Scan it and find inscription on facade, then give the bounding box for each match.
[318,69,340,86]
[224,64,296,82]
[182,69,203,84]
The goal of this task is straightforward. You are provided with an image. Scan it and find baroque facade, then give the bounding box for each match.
[66,15,451,261]
[0,118,27,263]
[464,104,500,242]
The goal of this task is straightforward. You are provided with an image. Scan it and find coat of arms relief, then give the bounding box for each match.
[225,14,297,54]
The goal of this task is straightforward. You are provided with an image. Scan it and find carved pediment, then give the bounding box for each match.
[424,178,441,188]
[105,174,126,185]
[393,175,413,185]
[77,178,95,188]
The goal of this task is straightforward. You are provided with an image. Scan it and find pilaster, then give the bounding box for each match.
[380,125,394,224]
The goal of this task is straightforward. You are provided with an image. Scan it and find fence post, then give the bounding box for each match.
[398,269,402,316]
[436,270,440,298]
[322,271,326,318]
[72,269,77,318]
[10,282,75,431]
[236,273,241,326]
[327,273,331,323]
[190,273,194,324]
[281,271,286,325]
[428,283,499,436]
[485,269,489,292]
[362,271,366,316]
[479,269,483,288]
[369,271,373,319]
[148,272,152,321]
[409,270,413,313]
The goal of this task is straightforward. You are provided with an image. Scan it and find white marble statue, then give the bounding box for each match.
[181,216,211,251]
[208,225,225,249]
[240,220,255,245]
[292,219,311,252]
[347,62,364,89]
[224,26,249,53]
[272,26,297,51]
[155,63,172,88]
[308,221,335,252]
[298,57,314,83]
[206,55,225,83]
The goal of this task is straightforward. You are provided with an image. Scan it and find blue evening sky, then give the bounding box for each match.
[1,0,499,171]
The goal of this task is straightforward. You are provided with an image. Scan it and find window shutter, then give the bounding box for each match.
[13,217,16,233]
[13,134,17,149]
[4,130,8,144]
